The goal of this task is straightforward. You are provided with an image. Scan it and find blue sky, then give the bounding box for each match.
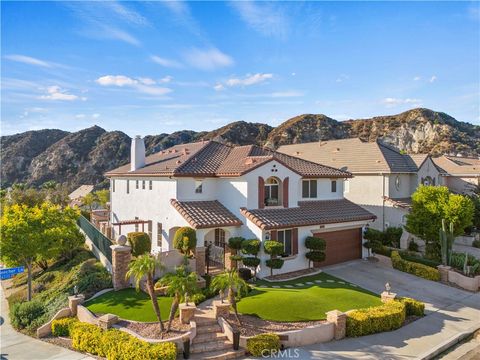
[1,1,479,136]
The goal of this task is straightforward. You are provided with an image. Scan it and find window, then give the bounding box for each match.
[157,223,162,248]
[112,179,115,192]
[302,180,317,198]
[331,180,337,193]
[214,228,225,247]
[395,176,401,191]
[277,229,292,256]
[136,180,139,189]
[142,180,145,190]
[195,179,203,194]
[149,180,152,190]
[265,177,280,206]
[135,216,139,232]
[126,180,130,194]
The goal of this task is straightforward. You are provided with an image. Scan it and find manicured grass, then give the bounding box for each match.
[85,288,173,322]
[237,272,382,322]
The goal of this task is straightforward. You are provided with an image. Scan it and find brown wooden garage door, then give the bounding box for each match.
[313,228,362,267]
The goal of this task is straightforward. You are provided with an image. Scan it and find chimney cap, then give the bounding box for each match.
[135,135,142,139]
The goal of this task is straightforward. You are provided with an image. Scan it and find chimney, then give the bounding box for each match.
[130,135,145,171]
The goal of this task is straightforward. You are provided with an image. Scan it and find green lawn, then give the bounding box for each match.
[237,272,382,322]
[85,288,173,322]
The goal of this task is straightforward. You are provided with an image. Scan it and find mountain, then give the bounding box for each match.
[1,108,478,190]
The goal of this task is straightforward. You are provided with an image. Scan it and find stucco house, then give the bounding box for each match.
[278,138,440,233]
[105,137,376,278]
[432,155,480,195]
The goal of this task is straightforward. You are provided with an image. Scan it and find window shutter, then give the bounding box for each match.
[258,176,265,209]
[283,177,289,208]
[270,230,277,241]
[292,228,298,255]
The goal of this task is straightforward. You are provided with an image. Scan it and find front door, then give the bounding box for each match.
[205,228,226,274]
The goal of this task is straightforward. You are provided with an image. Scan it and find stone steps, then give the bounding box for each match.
[196,324,222,333]
[191,339,232,354]
[193,332,228,344]
[189,349,245,360]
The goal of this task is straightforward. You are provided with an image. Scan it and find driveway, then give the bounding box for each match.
[248,260,480,360]
[0,285,93,360]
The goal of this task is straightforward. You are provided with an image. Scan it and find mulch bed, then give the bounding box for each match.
[117,318,190,340]
[225,313,326,337]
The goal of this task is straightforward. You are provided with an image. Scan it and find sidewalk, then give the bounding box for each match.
[0,284,93,360]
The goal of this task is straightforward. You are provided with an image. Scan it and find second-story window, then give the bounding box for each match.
[331,180,337,193]
[142,180,145,190]
[136,180,139,189]
[265,177,280,206]
[195,179,203,194]
[126,180,130,194]
[302,179,317,198]
[149,180,152,190]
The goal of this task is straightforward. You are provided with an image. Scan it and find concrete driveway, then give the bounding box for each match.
[249,260,480,360]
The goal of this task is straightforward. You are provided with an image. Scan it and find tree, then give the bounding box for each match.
[81,193,96,214]
[157,266,198,332]
[264,241,284,276]
[0,203,80,300]
[406,186,474,260]
[228,237,244,269]
[241,239,261,278]
[126,255,165,332]
[211,269,249,324]
[305,236,326,268]
[95,190,110,208]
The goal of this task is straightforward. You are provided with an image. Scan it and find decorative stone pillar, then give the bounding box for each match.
[68,294,85,316]
[195,247,206,276]
[98,314,119,330]
[224,246,234,270]
[326,310,346,340]
[213,300,231,319]
[437,265,451,283]
[110,244,132,290]
[381,291,397,303]
[179,303,196,324]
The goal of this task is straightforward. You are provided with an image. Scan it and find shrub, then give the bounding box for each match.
[306,251,326,262]
[127,232,151,257]
[397,297,425,317]
[408,240,419,252]
[472,239,480,248]
[173,227,197,256]
[373,245,392,257]
[242,257,261,268]
[363,228,384,244]
[305,236,326,250]
[449,252,480,276]
[385,227,403,247]
[238,267,252,282]
[399,252,440,268]
[265,258,284,269]
[391,251,440,281]
[10,300,45,330]
[346,301,406,337]
[191,292,206,305]
[246,333,280,357]
[51,317,78,337]
[264,241,283,256]
[228,237,245,250]
[241,239,261,255]
[71,322,104,356]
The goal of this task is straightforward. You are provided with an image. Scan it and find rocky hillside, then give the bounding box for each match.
[1,108,478,190]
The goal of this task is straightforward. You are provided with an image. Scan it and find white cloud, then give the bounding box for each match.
[159,75,173,83]
[382,97,422,107]
[75,114,86,119]
[214,83,226,91]
[270,91,303,98]
[429,75,437,83]
[95,75,171,96]
[92,113,100,119]
[336,74,349,83]
[183,48,234,71]
[413,76,421,81]
[40,86,85,101]
[230,1,289,39]
[106,2,149,26]
[4,54,53,68]
[225,73,273,87]
[150,55,183,68]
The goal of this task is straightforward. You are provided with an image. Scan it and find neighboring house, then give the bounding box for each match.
[278,138,440,233]
[105,136,376,278]
[69,184,94,207]
[432,155,480,195]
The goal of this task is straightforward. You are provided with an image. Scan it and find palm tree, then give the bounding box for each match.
[157,266,198,331]
[211,269,249,324]
[126,254,165,332]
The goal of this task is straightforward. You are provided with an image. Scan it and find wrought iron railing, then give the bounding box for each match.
[77,215,113,263]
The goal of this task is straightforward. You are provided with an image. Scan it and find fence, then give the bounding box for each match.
[78,215,113,263]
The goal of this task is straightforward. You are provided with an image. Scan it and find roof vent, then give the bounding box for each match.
[245,158,255,165]
[176,160,182,164]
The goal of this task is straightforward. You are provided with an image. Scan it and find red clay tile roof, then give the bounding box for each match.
[383,196,412,209]
[240,199,376,230]
[170,199,243,229]
[106,140,351,178]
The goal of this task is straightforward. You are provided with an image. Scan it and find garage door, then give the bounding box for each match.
[312,228,362,267]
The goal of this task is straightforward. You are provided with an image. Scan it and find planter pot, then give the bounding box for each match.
[447,270,480,292]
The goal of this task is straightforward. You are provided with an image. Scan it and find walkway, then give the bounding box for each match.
[0,285,93,360]
[245,259,480,360]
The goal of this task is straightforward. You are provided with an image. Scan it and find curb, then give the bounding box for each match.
[418,325,480,360]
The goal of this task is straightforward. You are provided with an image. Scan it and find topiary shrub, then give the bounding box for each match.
[127,232,151,257]
[346,301,406,337]
[306,251,326,263]
[10,300,45,330]
[397,297,425,317]
[391,251,440,281]
[305,236,326,267]
[242,257,261,268]
[51,317,78,337]
[385,227,403,247]
[264,240,284,276]
[228,237,245,250]
[173,227,197,256]
[246,333,280,357]
[241,239,261,255]
[265,258,284,270]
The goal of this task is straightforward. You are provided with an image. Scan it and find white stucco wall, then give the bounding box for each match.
[417,157,442,186]
[443,176,479,195]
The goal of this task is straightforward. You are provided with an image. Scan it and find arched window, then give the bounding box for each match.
[265,177,280,206]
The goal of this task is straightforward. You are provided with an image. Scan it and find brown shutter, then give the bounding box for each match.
[270,230,277,241]
[283,177,289,208]
[292,228,298,255]
[258,176,265,209]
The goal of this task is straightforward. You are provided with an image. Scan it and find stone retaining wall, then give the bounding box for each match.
[36,307,72,338]
[447,270,480,292]
[77,305,99,325]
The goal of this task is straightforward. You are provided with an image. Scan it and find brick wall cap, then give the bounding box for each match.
[110,244,131,252]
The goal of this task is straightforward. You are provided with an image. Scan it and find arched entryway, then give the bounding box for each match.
[204,228,230,274]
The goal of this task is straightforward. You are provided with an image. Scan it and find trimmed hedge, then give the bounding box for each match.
[228,237,245,250]
[305,236,326,250]
[241,239,261,255]
[127,232,151,257]
[246,333,280,357]
[266,258,284,269]
[51,317,78,337]
[242,257,261,268]
[173,227,197,255]
[346,301,406,337]
[70,322,177,360]
[306,251,326,262]
[264,241,284,256]
[391,251,440,281]
[398,297,425,317]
